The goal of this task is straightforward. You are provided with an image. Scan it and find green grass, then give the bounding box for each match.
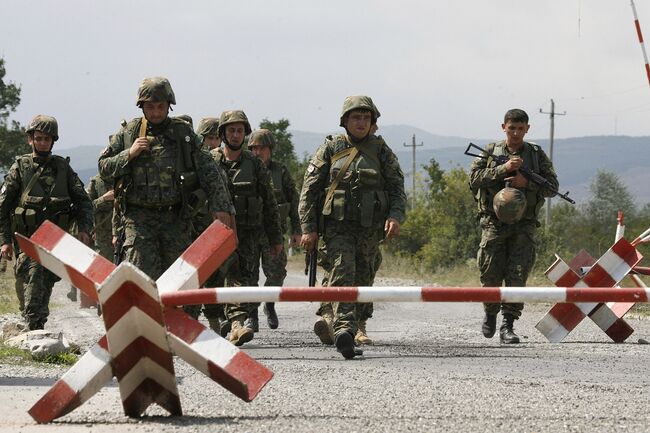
[0,342,79,366]
[0,268,20,315]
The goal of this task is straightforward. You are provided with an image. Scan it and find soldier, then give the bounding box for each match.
[210,110,283,346]
[248,129,302,329]
[98,77,233,283]
[299,96,406,359]
[87,174,114,260]
[469,108,558,344]
[196,117,221,150]
[0,115,93,330]
[174,114,193,127]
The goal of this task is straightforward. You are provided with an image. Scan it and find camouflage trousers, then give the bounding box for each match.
[252,233,287,286]
[14,251,60,329]
[222,227,262,321]
[322,221,383,336]
[477,216,537,318]
[122,206,192,280]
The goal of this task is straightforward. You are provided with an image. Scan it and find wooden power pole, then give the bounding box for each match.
[403,134,423,201]
[539,99,566,226]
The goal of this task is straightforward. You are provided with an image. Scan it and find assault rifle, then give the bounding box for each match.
[305,249,317,287]
[113,229,126,265]
[464,142,575,204]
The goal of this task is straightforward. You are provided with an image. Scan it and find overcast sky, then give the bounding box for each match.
[2,0,650,148]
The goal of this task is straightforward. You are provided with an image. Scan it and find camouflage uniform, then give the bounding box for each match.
[98,77,232,281]
[0,115,93,329]
[87,174,114,260]
[211,147,283,319]
[470,139,558,319]
[299,96,406,355]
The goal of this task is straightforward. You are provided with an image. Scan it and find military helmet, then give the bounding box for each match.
[136,76,176,107]
[339,95,381,127]
[493,187,527,224]
[218,110,252,135]
[248,129,276,151]
[174,114,193,127]
[26,115,59,141]
[196,117,220,137]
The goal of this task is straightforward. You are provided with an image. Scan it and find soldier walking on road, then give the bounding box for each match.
[469,108,558,344]
[210,111,283,346]
[0,115,94,330]
[98,77,233,282]
[299,96,406,359]
[248,129,302,330]
[87,174,114,260]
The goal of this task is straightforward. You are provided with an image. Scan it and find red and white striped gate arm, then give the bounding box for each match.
[536,237,643,343]
[631,0,650,86]
[17,220,272,423]
[159,285,650,306]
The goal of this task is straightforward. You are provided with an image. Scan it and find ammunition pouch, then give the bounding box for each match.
[233,194,263,227]
[277,202,290,221]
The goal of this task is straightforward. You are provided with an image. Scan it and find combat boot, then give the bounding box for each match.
[247,308,260,333]
[229,316,254,346]
[500,314,520,344]
[263,302,279,329]
[482,313,497,338]
[314,311,335,345]
[335,331,363,359]
[354,320,373,345]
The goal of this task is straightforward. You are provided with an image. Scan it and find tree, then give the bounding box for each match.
[0,58,28,172]
[258,118,305,189]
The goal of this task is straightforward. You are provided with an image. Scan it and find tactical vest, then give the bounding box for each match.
[13,155,72,236]
[213,149,263,228]
[269,162,291,222]
[322,135,389,228]
[122,118,199,209]
[478,141,544,221]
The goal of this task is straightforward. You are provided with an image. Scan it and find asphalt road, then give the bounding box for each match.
[1,267,650,433]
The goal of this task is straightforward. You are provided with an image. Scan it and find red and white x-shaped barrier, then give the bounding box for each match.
[18,220,273,423]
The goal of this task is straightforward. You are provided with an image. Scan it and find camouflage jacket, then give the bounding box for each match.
[268,160,301,235]
[98,116,231,215]
[469,140,558,221]
[211,148,283,246]
[87,174,114,239]
[0,154,94,245]
[299,133,406,234]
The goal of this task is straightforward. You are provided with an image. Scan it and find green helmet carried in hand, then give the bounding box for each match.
[339,95,381,127]
[493,187,527,224]
[136,76,176,107]
[218,110,252,136]
[26,115,59,141]
[248,129,276,151]
[196,117,220,137]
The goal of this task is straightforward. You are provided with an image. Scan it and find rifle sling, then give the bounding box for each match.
[20,158,51,207]
[323,146,359,212]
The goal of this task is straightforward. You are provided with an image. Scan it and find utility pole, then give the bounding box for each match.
[539,99,566,226]
[403,134,423,202]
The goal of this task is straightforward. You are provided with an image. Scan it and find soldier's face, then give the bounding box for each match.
[502,121,530,148]
[225,123,246,147]
[250,145,271,164]
[203,134,221,149]
[29,131,54,153]
[344,110,372,140]
[142,101,170,125]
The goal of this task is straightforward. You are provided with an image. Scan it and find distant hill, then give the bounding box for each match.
[60,129,650,205]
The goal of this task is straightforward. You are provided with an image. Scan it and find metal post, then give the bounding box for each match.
[540,99,566,226]
[403,134,423,202]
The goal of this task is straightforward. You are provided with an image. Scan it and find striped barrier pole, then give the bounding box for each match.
[158,285,650,306]
[631,0,650,86]
[18,220,272,423]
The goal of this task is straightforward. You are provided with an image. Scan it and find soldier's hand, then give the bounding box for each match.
[213,211,234,229]
[1,244,13,261]
[384,218,401,240]
[289,233,302,248]
[300,232,318,252]
[77,232,92,246]
[270,244,283,257]
[102,190,115,201]
[128,137,151,161]
[504,156,523,172]
[112,236,118,248]
[505,171,529,188]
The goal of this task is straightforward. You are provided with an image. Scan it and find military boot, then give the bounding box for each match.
[500,314,520,344]
[247,308,260,333]
[335,331,363,359]
[314,311,335,345]
[354,320,373,345]
[482,313,497,338]
[229,315,254,346]
[263,302,279,329]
